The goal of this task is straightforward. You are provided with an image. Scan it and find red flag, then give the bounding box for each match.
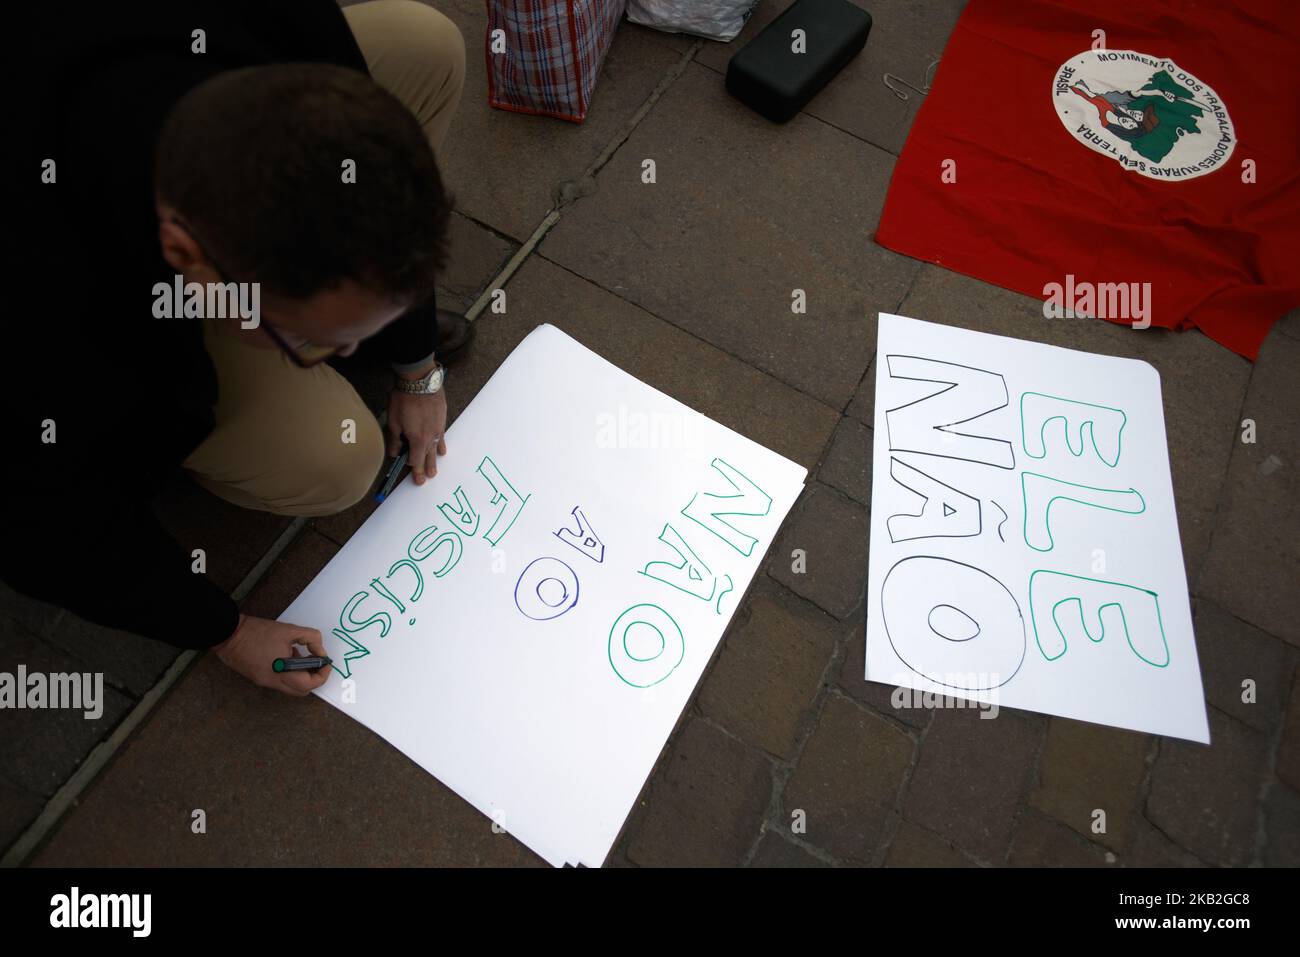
[875,0,1299,359]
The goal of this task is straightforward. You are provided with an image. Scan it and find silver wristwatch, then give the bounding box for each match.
[394,362,446,395]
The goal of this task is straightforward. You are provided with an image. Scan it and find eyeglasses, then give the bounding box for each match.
[258,320,342,368]
[165,217,342,368]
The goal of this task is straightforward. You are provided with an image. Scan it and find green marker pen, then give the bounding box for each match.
[272,656,332,673]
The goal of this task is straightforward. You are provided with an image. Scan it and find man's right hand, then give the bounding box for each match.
[213,614,332,696]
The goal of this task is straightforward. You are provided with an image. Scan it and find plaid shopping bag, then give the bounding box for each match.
[485,0,627,123]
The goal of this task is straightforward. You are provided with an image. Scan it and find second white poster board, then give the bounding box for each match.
[865,313,1208,743]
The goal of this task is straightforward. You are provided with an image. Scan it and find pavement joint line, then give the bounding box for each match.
[535,250,850,418]
[833,679,924,741]
[0,645,200,867]
[617,572,774,862]
[2,514,312,866]
[824,684,916,867]
[230,515,312,603]
[41,607,66,643]
[1002,713,1052,866]
[687,53,905,158]
[532,79,918,407]
[1195,596,1294,650]
[35,609,137,700]
[1142,808,1212,867]
[464,40,702,328]
[440,210,528,304]
[759,823,844,867]
[1251,655,1297,866]
[582,39,704,181]
[1197,699,1277,866]
[1135,732,1160,825]
[845,354,876,420]
[739,605,857,866]
[455,35,878,416]
[448,207,523,249]
[464,210,561,323]
[1190,357,1257,597]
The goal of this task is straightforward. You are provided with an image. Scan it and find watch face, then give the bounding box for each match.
[415,366,443,393]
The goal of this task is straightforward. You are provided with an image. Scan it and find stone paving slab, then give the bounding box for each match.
[1263,785,1300,866]
[437,0,688,241]
[541,61,918,409]
[750,830,831,866]
[1280,668,1300,793]
[767,483,869,619]
[696,578,839,760]
[837,610,934,732]
[1196,329,1300,645]
[1146,708,1270,867]
[42,614,179,700]
[622,18,698,55]
[902,708,1043,864]
[435,210,518,311]
[781,692,915,864]
[1008,812,1113,867]
[0,774,44,854]
[846,356,874,425]
[1278,307,1299,341]
[0,626,133,799]
[624,717,772,867]
[1193,598,1292,734]
[818,416,871,507]
[884,819,973,866]
[0,583,63,643]
[1122,817,1207,867]
[240,530,341,621]
[1028,719,1147,853]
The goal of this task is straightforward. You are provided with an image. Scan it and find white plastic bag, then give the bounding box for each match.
[626,0,759,41]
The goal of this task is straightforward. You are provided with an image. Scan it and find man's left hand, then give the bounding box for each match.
[387,375,448,485]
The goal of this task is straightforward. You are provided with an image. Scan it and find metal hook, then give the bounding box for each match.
[882,58,942,100]
[923,58,940,91]
[882,73,923,101]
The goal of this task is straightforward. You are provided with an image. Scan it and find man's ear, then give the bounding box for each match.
[156,204,218,282]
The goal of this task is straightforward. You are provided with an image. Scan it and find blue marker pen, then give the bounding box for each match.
[375,443,409,503]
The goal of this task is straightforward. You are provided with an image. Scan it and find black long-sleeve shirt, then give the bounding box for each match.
[4,0,438,649]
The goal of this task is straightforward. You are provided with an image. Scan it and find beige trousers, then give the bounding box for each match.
[181,1,465,516]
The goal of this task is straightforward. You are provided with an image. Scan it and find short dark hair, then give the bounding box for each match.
[154,63,450,303]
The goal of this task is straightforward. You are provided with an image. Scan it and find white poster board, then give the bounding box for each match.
[281,325,807,865]
[865,313,1208,743]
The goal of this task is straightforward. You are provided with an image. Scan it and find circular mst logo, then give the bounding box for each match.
[1052,50,1234,180]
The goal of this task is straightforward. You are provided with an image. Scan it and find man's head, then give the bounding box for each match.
[154,63,450,355]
